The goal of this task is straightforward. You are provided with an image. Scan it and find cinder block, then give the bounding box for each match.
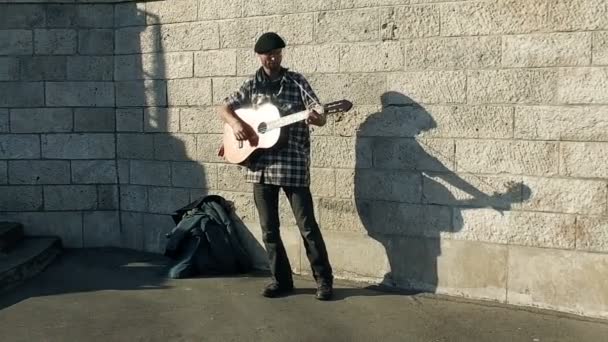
[311,136,371,168]
[117,160,129,185]
[142,213,175,253]
[20,56,66,81]
[0,4,45,29]
[98,185,118,210]
[198,0,244,20]
[147,187,190,215]
[0,135,40,159]
[219,18,266,49]
[34,29,77,55]
[0,82,44,107]
[0,186,42,211]
[195,50,237,77]
[146,0,198,24]
[515,104,608,140]
[117,134,154,159]
[561,142,608,178]
[282,44,340,74]
[160,22,219,52]
[115,52,193,81]
[340,42,403,72]
[115,81,167,107]
[47,4,113,29]
[380,5,439,40]
[547,0,608,31]
[130,160,171,186]
[316,8,379,43]
[0,211,83,248]
[120,185,148,212]
[307,73,386,105]
[265,14,314,46]
[211,77,248,105]
[387,71,466,104]
[0,161,5,184]
[115,26,159,54]
[243,0,338,16]
[74,108,114,132]
[44,185,97,211]
[502,33,592,67]
[455,140,559,176]
[42,134,115,159]
[407,36,501,70]
[78,29,113,55]
[180,107,223,134]
[0,57,19,81]
[172,162,217,189]
[71,160,117,184]
[120,211,144,251]
[310,168,335,198]
[557,67,608,104]
[425,105,514,139]
[153,134,197,161]
[0,30,32,55]
[236,48,259,76]
[167,78,212,106]
[355,169,421,203]
[116,108,143,132]
[10,108,72,133]
[83,211,121,248]
[576,216,608,253]
[594,31,608,65]
[115,2,146,27]
[217,164,249,192]
[67,56,112,81]
[143,107,180,133]
[195,133,224,163]
[507,245,608,319]
[9,160,70,185]
[0,109,7,133]
[46,82,114,107]
[468,69,558,104]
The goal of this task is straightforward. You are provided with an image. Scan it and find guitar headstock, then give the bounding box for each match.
[323,100,353,115]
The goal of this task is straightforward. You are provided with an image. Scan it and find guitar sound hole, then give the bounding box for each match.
[258,122,267,134]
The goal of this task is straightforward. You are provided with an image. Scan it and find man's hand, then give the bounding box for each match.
[231,120,257,142]
[306,110,326,127]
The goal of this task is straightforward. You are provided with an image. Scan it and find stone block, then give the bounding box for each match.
[160,22,219,52]
[0,162,4,184]
[0,211,83,248]
[115,2,146,27]
[455,140,559,176]
[0,30,32,55]
[557,67,608,104]
[507,245,608,319]
[115,52,193,80]
[317,198,366,234]
[441,0,549,36]
[335,169,355,199]
[115,26,159,54]
[367,200,452,237]
[120,211,144,250]
[515,106,608,141]
[44,185,97,211]
[180,107,223,134]
[0,4,45,29]
[34,29,77,55]
[154,134,197,161]
[172,162,216,189]
[236,48,259,76]
[98,185,118,210]
[117,134,154,159]
[594,31,608,65]
[265,14,314,46]
[0,186,42,211]
[282,44,340,74]
[380,5,439,40]
[244,0,338,16]
[0,109,6,133]
[146,0,198,24]
[130,160,171,186]
[71,160,117,184]
[311,136,372,168]
[355,169,421,203]
[561,142,608,178]
[372,137,455,171]
[0,57,19,81]
[195,134,224,163]
[83,211,121,248]
[67,56,112,81]
[78,29,113,55]
[0,135,40,159]
[450,208,511,244]
[115,81,167,107]
[307,73,386,106]
[47,4,113,28]
[211,77,248,105]
[143,213,180,253]
[340,42,403,72]
[212,190,256,223]
[576,216,608,253]
[117,160,129,185]
[219,18,266,49]
[143,107,180,132]
[502,33,592,67]
[216,164,248,192]
[46,82,114,107]
[0,82,44,107]
[42,134,115,159]
[310,168,335,198]
[148,187,190,215]
[425,105,513,139]
[547,0,608,31]
[316,9,379,43]
[195,50,237,77]
[342,0,410,8]
[167,78,212,106]
[198,0,243,20]
[10,108,72,133]
[20,56,66,81]
[8,161,70,185]
[387,71,466,104]
[120,185,148,212]
[117,108,143,132]
[333,105,378,137]
[406,36,501,70]
[467,69,558,104]
[517,177,606,215]
[74,108,114,132]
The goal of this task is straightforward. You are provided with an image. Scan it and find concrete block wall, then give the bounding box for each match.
[1,0,608,319]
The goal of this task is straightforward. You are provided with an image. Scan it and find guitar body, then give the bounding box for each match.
[223,103,282,164]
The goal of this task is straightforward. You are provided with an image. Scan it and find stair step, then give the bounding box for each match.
[0,237,62,293]
[0,222,25,253]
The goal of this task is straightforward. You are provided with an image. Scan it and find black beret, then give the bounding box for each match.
[254,32,286,54]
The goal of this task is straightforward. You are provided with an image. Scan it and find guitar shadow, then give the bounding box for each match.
[352,91,531,293]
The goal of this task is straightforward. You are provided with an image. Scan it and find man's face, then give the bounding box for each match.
[258,49,282,72]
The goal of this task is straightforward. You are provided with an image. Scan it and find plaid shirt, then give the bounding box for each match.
[224,68,320,187]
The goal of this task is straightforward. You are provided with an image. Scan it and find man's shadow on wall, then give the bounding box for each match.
[353,91,531,294]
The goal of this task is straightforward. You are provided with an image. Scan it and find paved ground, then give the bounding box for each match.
[0,248,607,342]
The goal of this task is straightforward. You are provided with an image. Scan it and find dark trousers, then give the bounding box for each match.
[253,183,333,286]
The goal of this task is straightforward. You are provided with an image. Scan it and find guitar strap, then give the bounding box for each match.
[286,74,324,113]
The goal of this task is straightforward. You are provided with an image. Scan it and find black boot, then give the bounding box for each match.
[262,282,294,298]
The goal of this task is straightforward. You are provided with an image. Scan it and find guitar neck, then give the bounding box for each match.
[264,110,311,131]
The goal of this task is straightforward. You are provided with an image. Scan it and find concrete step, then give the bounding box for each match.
[0,222,25,253]
[0,237,62,293]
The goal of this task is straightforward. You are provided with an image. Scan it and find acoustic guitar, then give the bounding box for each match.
[221,100,353,164]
